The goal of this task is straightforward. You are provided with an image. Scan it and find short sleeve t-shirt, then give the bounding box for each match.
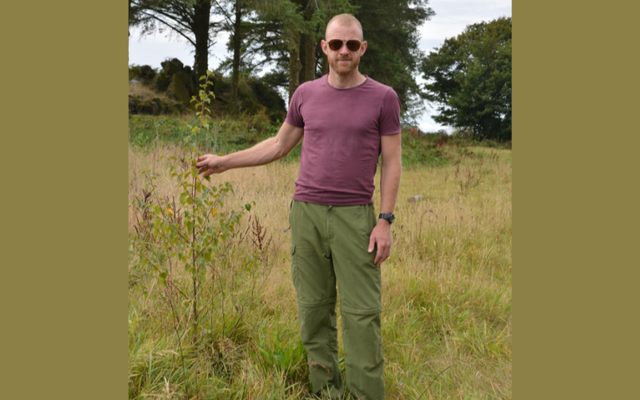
[285,75,401,205]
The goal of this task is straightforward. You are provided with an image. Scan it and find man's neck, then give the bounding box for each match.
[327,69,367,89]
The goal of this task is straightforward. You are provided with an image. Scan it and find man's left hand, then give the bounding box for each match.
[368,220,392,267]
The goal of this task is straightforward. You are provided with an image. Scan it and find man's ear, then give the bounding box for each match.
[321,40,329,56]
[360,41,368,56]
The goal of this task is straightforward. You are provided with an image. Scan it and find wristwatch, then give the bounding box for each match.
[378,213,396,224]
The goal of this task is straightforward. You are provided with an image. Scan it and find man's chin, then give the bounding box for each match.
[335,64,355,76]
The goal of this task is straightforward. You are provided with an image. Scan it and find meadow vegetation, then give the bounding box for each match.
[129,115,512,399]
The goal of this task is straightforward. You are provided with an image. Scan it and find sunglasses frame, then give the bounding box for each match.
[326,39,363,52]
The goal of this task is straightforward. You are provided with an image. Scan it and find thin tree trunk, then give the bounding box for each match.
[300,32,316,83]
[288,0,304,102]
[193,0,212,80]
[300,2,316,83]
[288,42,301,103]
[231,0,242,114]
[320,38,329,77]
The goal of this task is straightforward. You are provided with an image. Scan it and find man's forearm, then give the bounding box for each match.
[379,157,401,214]
[221,136,288,170]
[197,122,303,176]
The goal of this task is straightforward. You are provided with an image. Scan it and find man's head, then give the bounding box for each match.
[322,14,367,77]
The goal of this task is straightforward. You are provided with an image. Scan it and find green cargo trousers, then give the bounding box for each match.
[289,200,384,400]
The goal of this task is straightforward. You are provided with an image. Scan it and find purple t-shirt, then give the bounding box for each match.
[285,75,401,205]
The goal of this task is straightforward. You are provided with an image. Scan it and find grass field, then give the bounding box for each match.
[128,129,512,399]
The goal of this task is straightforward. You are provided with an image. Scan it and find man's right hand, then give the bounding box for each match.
[196,154,227,177]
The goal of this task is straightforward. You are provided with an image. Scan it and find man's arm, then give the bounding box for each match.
[196,121,304,177]
[368,133,402,267]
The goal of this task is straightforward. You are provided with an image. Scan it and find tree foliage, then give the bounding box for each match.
[214,0,355,101]
[130,0,439,122]
[231,0,434,116]
[352,0,434,121]
[421,17,512,141]
[129,0,219,79]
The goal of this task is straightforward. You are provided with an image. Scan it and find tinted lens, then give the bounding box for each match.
[328,40,343,51]
[327,39,361,51]
[346,40,361,51]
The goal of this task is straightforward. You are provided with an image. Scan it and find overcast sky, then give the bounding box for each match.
[128,0,511,132]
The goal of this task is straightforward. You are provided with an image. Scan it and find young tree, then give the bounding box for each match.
[421,17,512,141]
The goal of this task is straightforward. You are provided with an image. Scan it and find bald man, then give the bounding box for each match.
[196,14,401,400]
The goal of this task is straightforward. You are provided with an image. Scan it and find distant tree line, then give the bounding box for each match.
[129,1,512,141]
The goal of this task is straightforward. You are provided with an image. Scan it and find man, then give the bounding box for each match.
[196,14,401,400]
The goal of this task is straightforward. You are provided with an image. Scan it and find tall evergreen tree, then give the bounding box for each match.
[220,0,354,101]
[209,0,255,113]
[240,0,434,116]
[421,17,512,141]
[351,0,434,120]
[129,0,219,79]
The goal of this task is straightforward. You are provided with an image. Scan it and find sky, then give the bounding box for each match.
[128,0,511,132]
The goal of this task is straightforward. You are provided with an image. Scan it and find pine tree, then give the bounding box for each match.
[129,0,218,79]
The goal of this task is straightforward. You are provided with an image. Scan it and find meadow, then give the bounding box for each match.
[128,116,512,399]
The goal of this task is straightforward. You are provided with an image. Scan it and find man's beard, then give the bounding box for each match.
[330,56,360,76]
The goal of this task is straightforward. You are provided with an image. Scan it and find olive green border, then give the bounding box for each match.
[5,1,638,399]
[514,1,638,399]
[3,2,127,399]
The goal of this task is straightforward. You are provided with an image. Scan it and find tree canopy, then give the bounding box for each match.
[353,0,434,122]
[421,17,512,141]
[130,0,440,123]
[129,0,219,79]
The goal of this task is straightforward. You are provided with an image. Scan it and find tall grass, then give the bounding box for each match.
[129,138,511,399]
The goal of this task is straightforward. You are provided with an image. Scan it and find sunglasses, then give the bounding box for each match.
[326,39,363,52]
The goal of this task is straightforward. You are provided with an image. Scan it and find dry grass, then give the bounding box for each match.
[129,82,175,104]
[128,142,512,399]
